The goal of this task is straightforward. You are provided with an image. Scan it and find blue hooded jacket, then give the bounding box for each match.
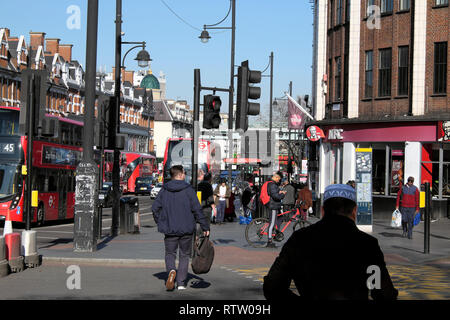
[151,179,210,236]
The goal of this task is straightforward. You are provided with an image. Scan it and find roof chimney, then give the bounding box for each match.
[29,32,46,50]
[124,70,134,84]
[45,38,60,56]
[58,44,73,62]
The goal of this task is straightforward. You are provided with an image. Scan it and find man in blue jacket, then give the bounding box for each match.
[152,165,210,291]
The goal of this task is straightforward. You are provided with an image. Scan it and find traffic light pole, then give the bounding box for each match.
[25,74,35,231]
[287,81,292,183]
[424,182,431,254]
[269,52,274,178]
[192,72,230,190]
[227,0,236,189]
[192,69,201,190]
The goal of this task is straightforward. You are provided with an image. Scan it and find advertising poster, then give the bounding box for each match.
[355,148,373,230]
[390,149,404,194]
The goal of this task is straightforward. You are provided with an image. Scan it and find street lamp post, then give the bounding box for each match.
[199,0,235,189]
[288,81,292,182]
[112,0,152,236]
[74,0,99,252]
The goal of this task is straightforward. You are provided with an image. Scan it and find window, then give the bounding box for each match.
[434,42,447,94]
[399,0,410,10]
[378,48,392,97]
[335,57,342,101]
[328,59,333,103]
[436,0,448,6]
[366,0,375,17]
[398,46,409,96]
[346,0,351,22]
[365,51,373,98]
[336,0,343,24]
[381,0,393,13]
[48,174,57,192]
[330,0,335,27]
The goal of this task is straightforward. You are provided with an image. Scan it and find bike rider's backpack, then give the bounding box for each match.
[260,181,273,205]
[191,235,215,274]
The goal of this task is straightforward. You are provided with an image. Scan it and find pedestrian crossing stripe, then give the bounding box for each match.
[222,264,450,300]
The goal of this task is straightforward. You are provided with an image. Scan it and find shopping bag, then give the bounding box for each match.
[391,209,402,228]
[191,236,214,274]
[413,212,421,226]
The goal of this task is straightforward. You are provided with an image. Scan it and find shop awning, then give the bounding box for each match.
[223,158,262,165]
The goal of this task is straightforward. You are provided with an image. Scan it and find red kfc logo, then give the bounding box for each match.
[306,126,325,141]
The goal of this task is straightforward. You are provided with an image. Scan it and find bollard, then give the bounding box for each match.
[424,182,431,254]
[5,233,24,273]
[129,197,139,234]
[21,230,41,268]
[0,236,9,277]
[2,211,13,237]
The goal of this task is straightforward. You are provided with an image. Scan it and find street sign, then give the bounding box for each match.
[355,148,373,233]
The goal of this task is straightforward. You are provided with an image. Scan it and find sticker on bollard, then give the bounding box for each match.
[0,236,8,277]
[5,233,24,273]
[0,259,8,277]
[0,236,5,261]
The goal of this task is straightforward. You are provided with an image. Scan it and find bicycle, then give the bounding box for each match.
[245,204,312,248]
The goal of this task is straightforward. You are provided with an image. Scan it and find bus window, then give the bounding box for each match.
[37,174,47,193]
[48,175,57,192]
[74,126,83,146]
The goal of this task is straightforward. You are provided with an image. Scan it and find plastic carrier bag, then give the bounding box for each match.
[391,209,402,228]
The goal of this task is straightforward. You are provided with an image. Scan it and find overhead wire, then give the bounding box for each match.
[160,0,230,35]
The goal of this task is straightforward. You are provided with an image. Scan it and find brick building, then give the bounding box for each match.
[311,0,449,220]
[0,27,154,155]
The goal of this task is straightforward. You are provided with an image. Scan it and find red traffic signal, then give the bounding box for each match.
[203,94,222,129]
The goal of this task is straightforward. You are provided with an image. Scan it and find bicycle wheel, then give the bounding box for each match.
[293,219,312,232]
[245,217,270,248]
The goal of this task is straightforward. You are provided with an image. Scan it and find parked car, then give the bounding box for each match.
[99,182,113,208]
[135,176,153,195]
[150,182,163,199]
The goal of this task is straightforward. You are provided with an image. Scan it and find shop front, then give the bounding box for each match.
[315,120,450,220]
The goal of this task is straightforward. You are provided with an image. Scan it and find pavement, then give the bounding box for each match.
[33,214,450,266]
[1,205,450,299]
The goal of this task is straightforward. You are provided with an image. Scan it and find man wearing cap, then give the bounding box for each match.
[263,184,398,300]
[396,176,420,239]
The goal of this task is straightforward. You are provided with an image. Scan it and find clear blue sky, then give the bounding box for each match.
[0,0,313,115]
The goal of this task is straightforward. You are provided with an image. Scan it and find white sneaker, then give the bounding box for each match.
[177,286,186,290]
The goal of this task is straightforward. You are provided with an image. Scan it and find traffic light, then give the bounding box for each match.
[235,60,261,132]
[203,94,221,129]
[19,69,48,136]
[94,94,110,148]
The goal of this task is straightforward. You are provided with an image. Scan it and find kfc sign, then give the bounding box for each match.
[328,128,344,140]
[306,126,325,142]
[438,121,450,142]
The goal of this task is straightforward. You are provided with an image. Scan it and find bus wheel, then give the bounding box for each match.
[37,205,45,227]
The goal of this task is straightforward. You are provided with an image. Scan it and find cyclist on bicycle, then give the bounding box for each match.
[265,171,287,248]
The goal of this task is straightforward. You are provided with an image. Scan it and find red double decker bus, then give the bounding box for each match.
[162,138,221,183]
[0,106,84,225]
[104,151,156,193]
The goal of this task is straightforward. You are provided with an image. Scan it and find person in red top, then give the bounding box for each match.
[396,176,420,239]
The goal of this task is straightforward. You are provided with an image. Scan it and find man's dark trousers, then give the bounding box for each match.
[217,200,226,223]
[164,234,193,286]
[400,207,415,238]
